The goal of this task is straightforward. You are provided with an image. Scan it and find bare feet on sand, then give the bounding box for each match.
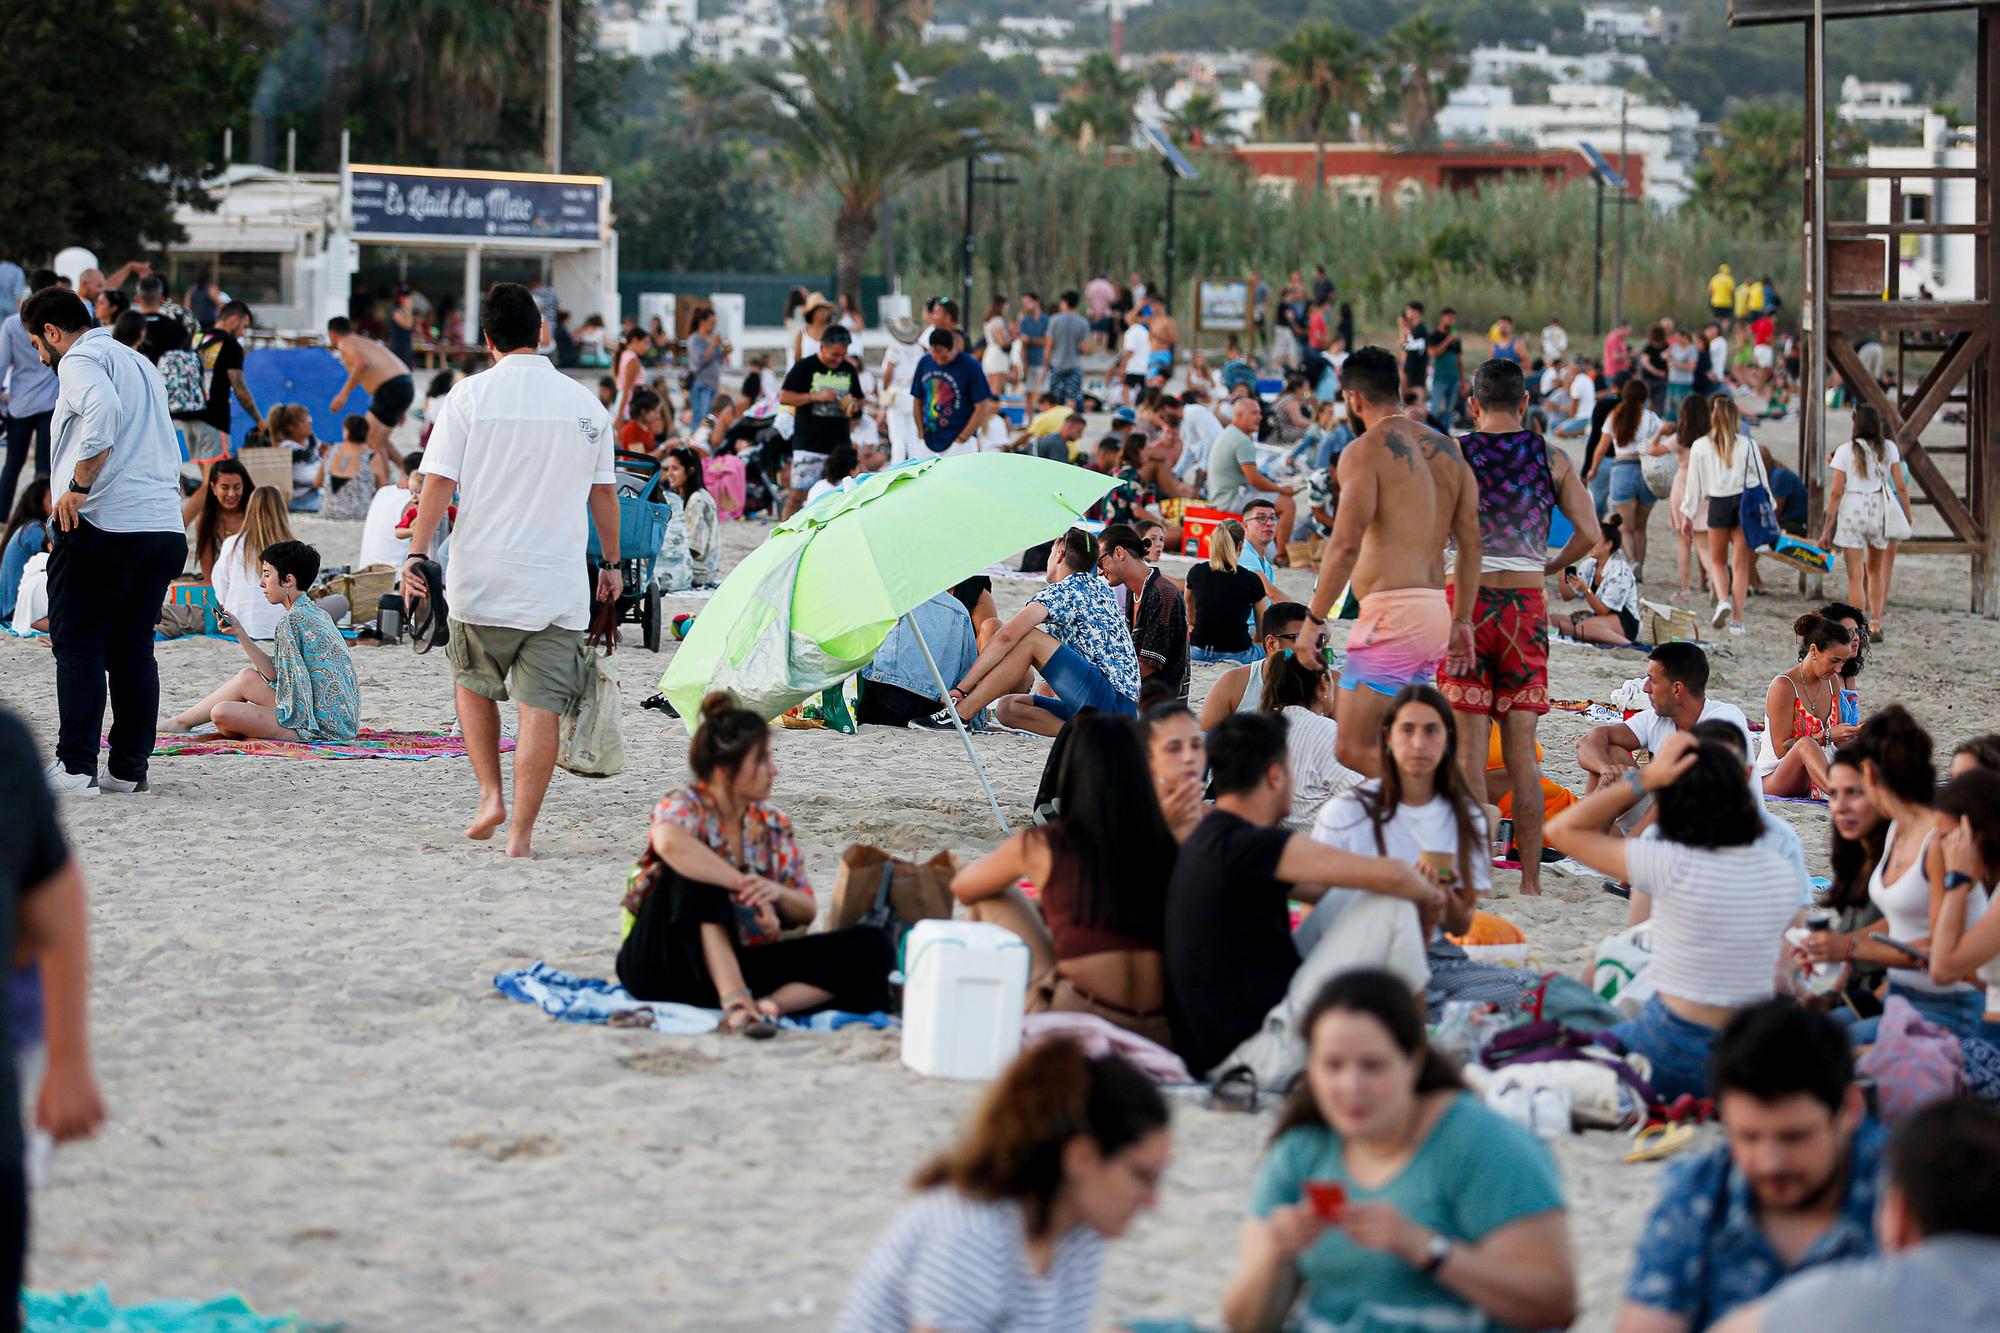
[466,799,506,842]
[158,717,190,735]
[505,831,534,859]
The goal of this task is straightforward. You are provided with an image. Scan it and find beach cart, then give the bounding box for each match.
[587,450,674,652]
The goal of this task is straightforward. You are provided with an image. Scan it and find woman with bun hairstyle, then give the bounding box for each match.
[1552,512,1640,644]
[1844,706,1981,1041]
[616,691,895,1032]
[836,1041,1171,1332]
[1258,646,1361,829]
[1755,612,1859,797]
[1221,971,1574,1333]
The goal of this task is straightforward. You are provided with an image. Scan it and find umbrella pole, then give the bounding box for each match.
[906,615,1010,834]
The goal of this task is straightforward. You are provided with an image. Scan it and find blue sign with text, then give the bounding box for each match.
[350,169,602,242]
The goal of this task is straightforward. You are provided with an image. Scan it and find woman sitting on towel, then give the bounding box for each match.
[161,540,359,743]
[1791,745,1895,1021]
[1221,971,1575,1333]
[1755,612,1859,798]
[836,1041,1170,1333]
[1142,698,1207,842]
[1549,731,1801,1098]
[616,692,895,1032]
[951,715,1179,1045]
[664,446,719,588]
[1552,513,1640,644]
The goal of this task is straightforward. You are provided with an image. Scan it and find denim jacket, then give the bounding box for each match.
[863,591,977,701]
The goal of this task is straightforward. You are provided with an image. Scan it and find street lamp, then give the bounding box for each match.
[960,129,1016,322]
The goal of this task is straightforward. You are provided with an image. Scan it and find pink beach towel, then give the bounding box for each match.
[114,727,515,762]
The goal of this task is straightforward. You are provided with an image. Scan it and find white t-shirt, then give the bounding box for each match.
[1708,335,1729,380]
[213,534,283,639]
[1310,781,1491,941]
[1625,697,1754,756]
[835,1189,1104,1333]
[1569,374,1596,418]
[1120,322,1151,369]
[1282,706,1364,830]
[1830,438,1900,495]
[879,338,923,401]
[1541,324,1568,362]
[1625,836,1800,1008]
[418,354,614,632]
[357,484,413,571]
[1609,408,1664,460]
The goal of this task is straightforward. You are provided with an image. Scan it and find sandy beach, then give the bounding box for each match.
[1,413,1994,1331]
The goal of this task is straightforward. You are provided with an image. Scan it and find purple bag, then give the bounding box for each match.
[1857,995,1963,1120]
[1480,1020,1660,1106]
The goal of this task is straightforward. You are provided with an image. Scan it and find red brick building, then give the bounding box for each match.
[1227,143,1646,204]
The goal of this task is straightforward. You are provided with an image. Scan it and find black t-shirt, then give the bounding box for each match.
[1402,323,1430,381]
[140,311,189,365]
[779,354,864,455]
[0,710,67,1166]
[1185,562,1264,652]
[198,328,245,430]
[1164,809,1297,1076]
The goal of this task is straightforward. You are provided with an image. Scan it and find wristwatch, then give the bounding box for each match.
[67,478,90,495]
[1418,1231,1452,1277]
[1945,871,1979,893]
[596,558,620,571]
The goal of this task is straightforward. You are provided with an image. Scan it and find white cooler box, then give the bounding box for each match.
[900,920,1032,1081]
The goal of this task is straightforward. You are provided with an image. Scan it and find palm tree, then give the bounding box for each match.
[730,23,1016,307]
[1069,50,1143,152]
[1168,91,1228,147]
[1264,23,1374,193]
[1048,99,1097,152]
[678,61,741,137]
[1382,12,1467,149]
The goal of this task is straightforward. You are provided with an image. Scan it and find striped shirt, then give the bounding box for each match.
[835,1188,1104,1333]
[1626,838,1799,1008]
[1282,706,1363,830]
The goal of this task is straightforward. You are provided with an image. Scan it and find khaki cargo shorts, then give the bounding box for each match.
[445,619,588,715]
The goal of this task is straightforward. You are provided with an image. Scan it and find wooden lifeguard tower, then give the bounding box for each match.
[1732,0,2000,615]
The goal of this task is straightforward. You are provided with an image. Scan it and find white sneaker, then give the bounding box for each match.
[1528,1086,1574,1139]
[1728,621,1747,637]
[42,763,99,796]
[1710,598,1733,628]
[98,774,149,794]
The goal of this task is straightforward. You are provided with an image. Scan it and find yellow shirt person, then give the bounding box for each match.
[1708,264,1735,313]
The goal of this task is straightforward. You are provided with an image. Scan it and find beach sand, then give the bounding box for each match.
[1,415,1994,1330]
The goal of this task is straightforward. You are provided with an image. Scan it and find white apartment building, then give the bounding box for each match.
[691,0,787,64]
[1866,114,1977,299]
[1468,44,1649,88]
[1438,83,1699,208]
[1580,5,1684,43]
[1135,78,1265,143]
[596,0,697,59]
[1839,76,1928,126]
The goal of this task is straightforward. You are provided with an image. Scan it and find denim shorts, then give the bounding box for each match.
[1029,641,1138,722]
[1607,995,1718,1102]
[1607,458,1652,505]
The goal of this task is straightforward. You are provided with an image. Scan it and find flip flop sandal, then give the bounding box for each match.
[1602,880,1631,900]
[1207,1066,1259,1114]
[405,558,449,655]
[1625,1121,1698,1164]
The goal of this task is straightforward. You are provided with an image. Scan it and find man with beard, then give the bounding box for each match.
[1617,1001,1881,1333]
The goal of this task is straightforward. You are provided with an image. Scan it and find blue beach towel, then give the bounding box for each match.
[24,1286,334,1332]
[493,962,894,1034]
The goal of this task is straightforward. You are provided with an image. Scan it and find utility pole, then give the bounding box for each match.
[1593,176,1605,336]
[546,0,563,174]
[962,155,977,315]
[1614,92,1628,326]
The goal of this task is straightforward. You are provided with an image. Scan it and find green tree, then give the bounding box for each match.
[730,23,1015,305]
[1067,50,1145,151]
[1264,23,1375,193]
[0,0,250,258]
[1168,91,1229,146]
[617,143,781,271]
[1383,12,1466,148]
[1691,101,1865,223]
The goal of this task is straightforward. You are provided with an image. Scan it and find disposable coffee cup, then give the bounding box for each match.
[1419,850,1456,887]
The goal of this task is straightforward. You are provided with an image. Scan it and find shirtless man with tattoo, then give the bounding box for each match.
[1307,345,1482,776]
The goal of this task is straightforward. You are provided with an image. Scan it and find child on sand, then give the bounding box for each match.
[162,540,360,743]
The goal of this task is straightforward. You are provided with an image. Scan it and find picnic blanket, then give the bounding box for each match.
[493,961,895,1034]
[124,728,509,762]
[1766,793,1829,808]
[24,1286,335,1333]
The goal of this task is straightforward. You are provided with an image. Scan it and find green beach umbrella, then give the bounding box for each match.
[659,452,1117,729]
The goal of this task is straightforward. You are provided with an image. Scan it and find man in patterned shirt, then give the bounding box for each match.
[1618,1001,1881,1333]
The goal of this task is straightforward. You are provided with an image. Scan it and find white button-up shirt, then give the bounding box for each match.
[50,327,184,534]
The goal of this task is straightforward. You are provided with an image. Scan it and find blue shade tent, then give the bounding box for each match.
[234,349,372,449]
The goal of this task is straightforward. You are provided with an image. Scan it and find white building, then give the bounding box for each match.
[998,16,1075,40]
[1580,5,1683,43]
[595,0,696,60]
[1438,83,1700,209]
[1135,78,1265,144]
[1468,43,1649,88]
[1839,75,1928,127]
[1866,114,1977,299]
[692,0,786,64]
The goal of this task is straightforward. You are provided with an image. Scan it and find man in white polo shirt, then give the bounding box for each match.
[400,283,620,859]
[1575,640,1752,839]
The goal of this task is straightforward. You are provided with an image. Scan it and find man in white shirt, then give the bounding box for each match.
[401,283,622,859]
[26,286,189,794]
[1117,309,1152,407]
[1540,317,1569,365]
[1706,322,1731,386]
[1577,641,1752,837]
[1551,363,1597,438]
[877,319,925,464]
[1175,388,1224,489]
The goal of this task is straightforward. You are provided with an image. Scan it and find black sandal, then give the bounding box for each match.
[1207,1066,1259,1114]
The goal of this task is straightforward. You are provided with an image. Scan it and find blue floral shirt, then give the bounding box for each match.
[1625,1118,1885,1330]
[272,598,360,743]
[1030,572,1139,702]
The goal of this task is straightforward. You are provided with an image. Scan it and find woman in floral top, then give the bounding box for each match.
[616,692,895,1031]
[1554,513,1643,644]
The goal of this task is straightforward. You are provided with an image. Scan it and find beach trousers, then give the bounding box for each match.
[2,412,51,510]
[46,521,187,782]
[616,865,896,1015]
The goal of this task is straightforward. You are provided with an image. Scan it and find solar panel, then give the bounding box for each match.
[1143,123,1199,181]
[1577,143,1627,192]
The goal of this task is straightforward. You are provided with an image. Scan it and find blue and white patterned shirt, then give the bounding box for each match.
[1625,1118,1885,1330]
[1030,571,1139,702]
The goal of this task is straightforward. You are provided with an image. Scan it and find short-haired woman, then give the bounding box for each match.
[161,540,359,743]
[1221,971,1574,1333]
[616,692,894,1033]
[837,1041,1170,1332]
[1549,731,1802,1097]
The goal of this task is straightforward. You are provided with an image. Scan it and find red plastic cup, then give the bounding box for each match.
[1304,1180,1346,1220]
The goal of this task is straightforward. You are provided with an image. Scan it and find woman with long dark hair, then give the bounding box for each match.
[1755,612,1859,797]
[1221,971,1574,1333]
[1259,648,1360,829]
[1662,390,1710,600]
[952,714,1180,1043]
[0,479,51,623]
[663,446,718,588]
[180,456,253,582]
[1792,746,1892,1020]
[615,692,896,1031]
[1591,378,1661,574]
[837,1041,1170,1332]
